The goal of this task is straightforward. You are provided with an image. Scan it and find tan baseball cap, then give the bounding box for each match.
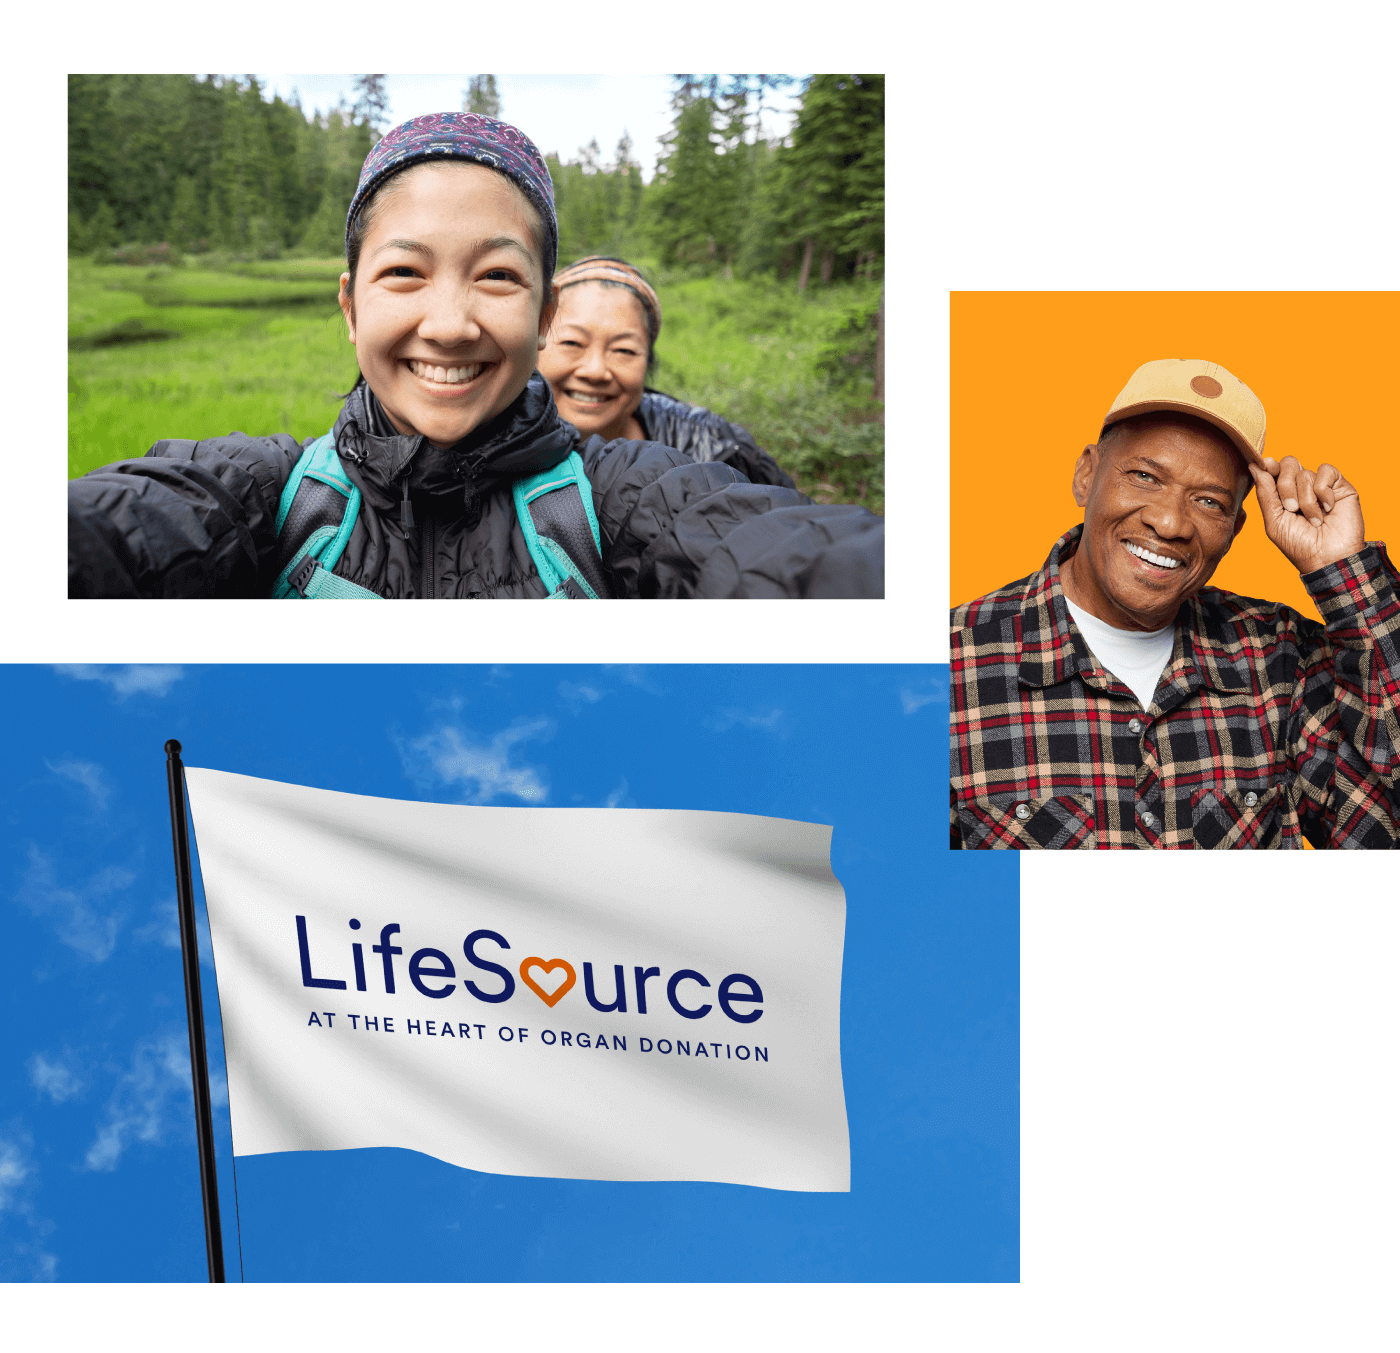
[1102,358,1267,468]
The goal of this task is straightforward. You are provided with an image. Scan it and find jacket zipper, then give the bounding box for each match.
[418,508,436,600]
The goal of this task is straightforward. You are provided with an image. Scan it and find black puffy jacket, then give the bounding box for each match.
[636,390,795,490]
[68,375,883,598]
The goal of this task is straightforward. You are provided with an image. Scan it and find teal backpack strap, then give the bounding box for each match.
[271,432,381,599]
[512,451,612,599]
[283,555,383,599]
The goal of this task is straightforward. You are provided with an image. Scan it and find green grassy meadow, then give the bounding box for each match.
[68,259,883,511]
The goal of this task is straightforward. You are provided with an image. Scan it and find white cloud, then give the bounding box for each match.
[604,664,660,693]
[0,1127,32,1214]
[604,778,631,809]
[558,680,605,709]
[16,847,134,963]
[133,896,214,970]
[28,1051,89,1104]
[84,1030,191,1173]
[900,672,949,715]
[47,759,110,811]
[52,665,184,698]
[0,1125,57,1281]
[133,895,180,951]
[24,1246,58,1282]
[401,719,553,804]
[707,706,786,734]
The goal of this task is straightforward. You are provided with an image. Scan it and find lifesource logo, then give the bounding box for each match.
[297,916,770,1063]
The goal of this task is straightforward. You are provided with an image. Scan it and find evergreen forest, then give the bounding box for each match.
[68,75,884,510]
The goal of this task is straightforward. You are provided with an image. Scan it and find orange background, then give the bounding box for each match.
[946,294,1394,857]
[950,293,1399,621]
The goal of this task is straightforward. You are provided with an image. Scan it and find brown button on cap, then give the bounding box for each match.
[1190,374,1223,398]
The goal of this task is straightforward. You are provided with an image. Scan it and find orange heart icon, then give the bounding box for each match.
[519,957,576,1008]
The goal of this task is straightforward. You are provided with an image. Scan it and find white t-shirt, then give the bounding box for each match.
[1065,600,1175,711]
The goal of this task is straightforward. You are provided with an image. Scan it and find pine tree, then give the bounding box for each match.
[297,108,373,258]
[168,176,203,250]
[656,74,793,275]
[547,128,652,265]
[614,131,645,246]
[777,75,884,289]
[177,76,227,250]
[74,74,193,244]
[209,78,285,254]
[68,75,115,227]
[873,286,885,402]
[67,73,873,284]
[826,75,884,266]
[650,83,722,266]
[353,75,391,138]
[463,75,501,118]
[295,100,330,244]
[264,93,309,245]
[86,201,118,255]
[711,77,753,274]
[733,138,785,276]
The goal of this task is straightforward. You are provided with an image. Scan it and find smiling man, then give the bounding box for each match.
[950,358,1400,849]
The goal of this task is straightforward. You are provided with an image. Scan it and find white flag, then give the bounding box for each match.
[184,768,850,1193]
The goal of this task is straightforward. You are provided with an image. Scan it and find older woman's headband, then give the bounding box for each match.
[554,257,662,340]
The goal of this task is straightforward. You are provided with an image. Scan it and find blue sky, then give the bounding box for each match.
[0,662,1015,1282]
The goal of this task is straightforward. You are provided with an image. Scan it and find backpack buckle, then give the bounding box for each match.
[288,555,320,598]
[552,576,588,600]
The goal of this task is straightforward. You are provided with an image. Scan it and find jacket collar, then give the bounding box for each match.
[332,373,577,513]
[1017,524,1249,697]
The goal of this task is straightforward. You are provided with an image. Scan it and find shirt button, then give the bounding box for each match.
[1244,792,1259,808]
[1140,809,1157,830]
[1128,718,1143,734]
[1015,803,1031,820]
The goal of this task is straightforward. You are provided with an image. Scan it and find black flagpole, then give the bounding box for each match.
[165,740,225,1283]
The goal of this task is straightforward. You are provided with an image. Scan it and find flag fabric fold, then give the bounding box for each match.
[184,768,850,1192]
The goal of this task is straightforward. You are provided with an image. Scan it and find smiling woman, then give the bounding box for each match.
[541,263,651,442]
[539,256,795,489]
[67,113,884,599]
[340,162,553,449]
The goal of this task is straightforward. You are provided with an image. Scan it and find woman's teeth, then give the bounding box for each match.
[1125,542,1182,570]
[408,359,483,385]
[567,391,611,405]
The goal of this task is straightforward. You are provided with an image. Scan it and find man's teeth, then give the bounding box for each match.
[1125,542,1182,570]
[408,360,482,384]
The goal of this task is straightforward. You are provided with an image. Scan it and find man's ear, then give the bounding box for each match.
[1231,503,1248,541]
[1071,444,1098,508]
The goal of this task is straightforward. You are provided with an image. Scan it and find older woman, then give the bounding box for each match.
[539,257,795,489]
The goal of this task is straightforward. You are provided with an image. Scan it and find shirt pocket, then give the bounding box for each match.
[1190,784,1283,849]
[959,793,1097,849]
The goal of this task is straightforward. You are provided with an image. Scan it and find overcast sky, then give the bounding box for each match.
[248,75,806,183]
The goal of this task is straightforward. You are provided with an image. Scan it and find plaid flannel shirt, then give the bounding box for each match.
[950,525,1400,849]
